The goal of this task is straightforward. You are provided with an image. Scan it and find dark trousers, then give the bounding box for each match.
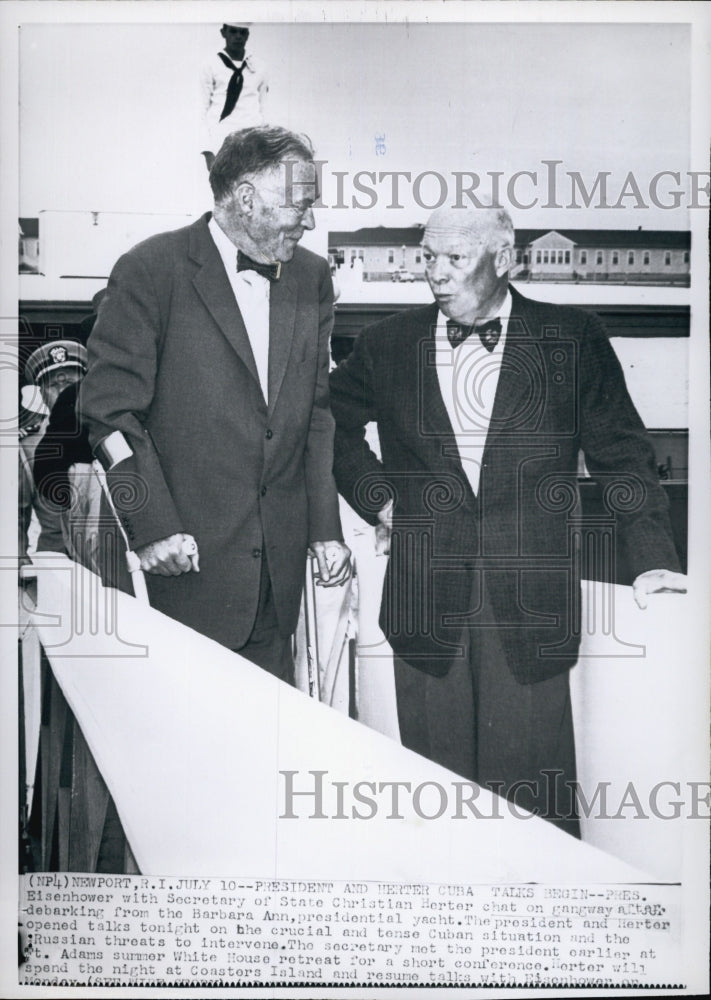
[233,550,294,684]
[394,611,580,838]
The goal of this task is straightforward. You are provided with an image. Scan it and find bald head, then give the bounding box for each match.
[424,206,515,256]
[421,207,515,324]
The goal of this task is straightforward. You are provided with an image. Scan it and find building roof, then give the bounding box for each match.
[329,225,425,247]
[517,229,690,249]
[328,225,690,250]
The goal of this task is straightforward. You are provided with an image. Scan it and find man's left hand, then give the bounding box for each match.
[632,569,688,609]
[310,540,352,587]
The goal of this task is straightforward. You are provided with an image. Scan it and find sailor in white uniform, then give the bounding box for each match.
[199,23,268,169]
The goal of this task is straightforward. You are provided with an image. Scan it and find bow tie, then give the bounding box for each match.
[446,317,502,351]
[237,251,281,282]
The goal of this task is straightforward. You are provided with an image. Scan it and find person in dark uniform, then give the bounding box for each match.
[22,341,92,560]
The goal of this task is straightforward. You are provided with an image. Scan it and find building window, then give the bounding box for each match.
[524,252,529,264]
[536,251,542,264]
[388,250,394,264]
[350,251,357,262]
[580,250,587,265]
[643,252,650,265]
[596,252,603,265]
[564,250,570,264]
[516,250,522,264]
[415,251,421,263]
[611,252,619,266]
[664,252,671,266]
[543,251,549,264]
[683,251,689,264]
[628,251,635,265]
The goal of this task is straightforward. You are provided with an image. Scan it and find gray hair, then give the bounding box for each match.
[489,206,515,250]
[209,125,315,203]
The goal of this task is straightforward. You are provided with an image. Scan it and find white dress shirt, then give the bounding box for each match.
[208,216,270,403]
[435,291,512,497]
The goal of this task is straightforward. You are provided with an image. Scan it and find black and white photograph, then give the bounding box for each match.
[2,1,709,995]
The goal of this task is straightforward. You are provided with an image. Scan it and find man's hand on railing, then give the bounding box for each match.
[632,568,687,609]
[310,540,352,587]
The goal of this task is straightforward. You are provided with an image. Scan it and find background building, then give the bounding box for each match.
[514,228,690,284]
[328,226,690,285]
[329,225,426,279]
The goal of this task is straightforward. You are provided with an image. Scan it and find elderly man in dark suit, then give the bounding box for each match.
[329,205,686,834]
[80,125,350,681]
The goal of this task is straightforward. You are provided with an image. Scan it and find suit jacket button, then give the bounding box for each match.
[265,429,273,439]
[260,485,267,496]
[252,547,262,558]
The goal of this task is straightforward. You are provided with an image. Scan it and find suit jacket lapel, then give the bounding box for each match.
[484,287,544,450]
[416,305,457,441]
[189,216,261,389]
[414,306,476,481]
[267,267,297,414]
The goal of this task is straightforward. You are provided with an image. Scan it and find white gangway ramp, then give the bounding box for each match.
[347,512,701,884]
[31,554,649,882]
[570,580,702,882]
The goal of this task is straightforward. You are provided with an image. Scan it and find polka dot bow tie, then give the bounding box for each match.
[446,317,502,351]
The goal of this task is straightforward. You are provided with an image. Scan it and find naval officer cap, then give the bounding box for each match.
[25,340,88,385]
